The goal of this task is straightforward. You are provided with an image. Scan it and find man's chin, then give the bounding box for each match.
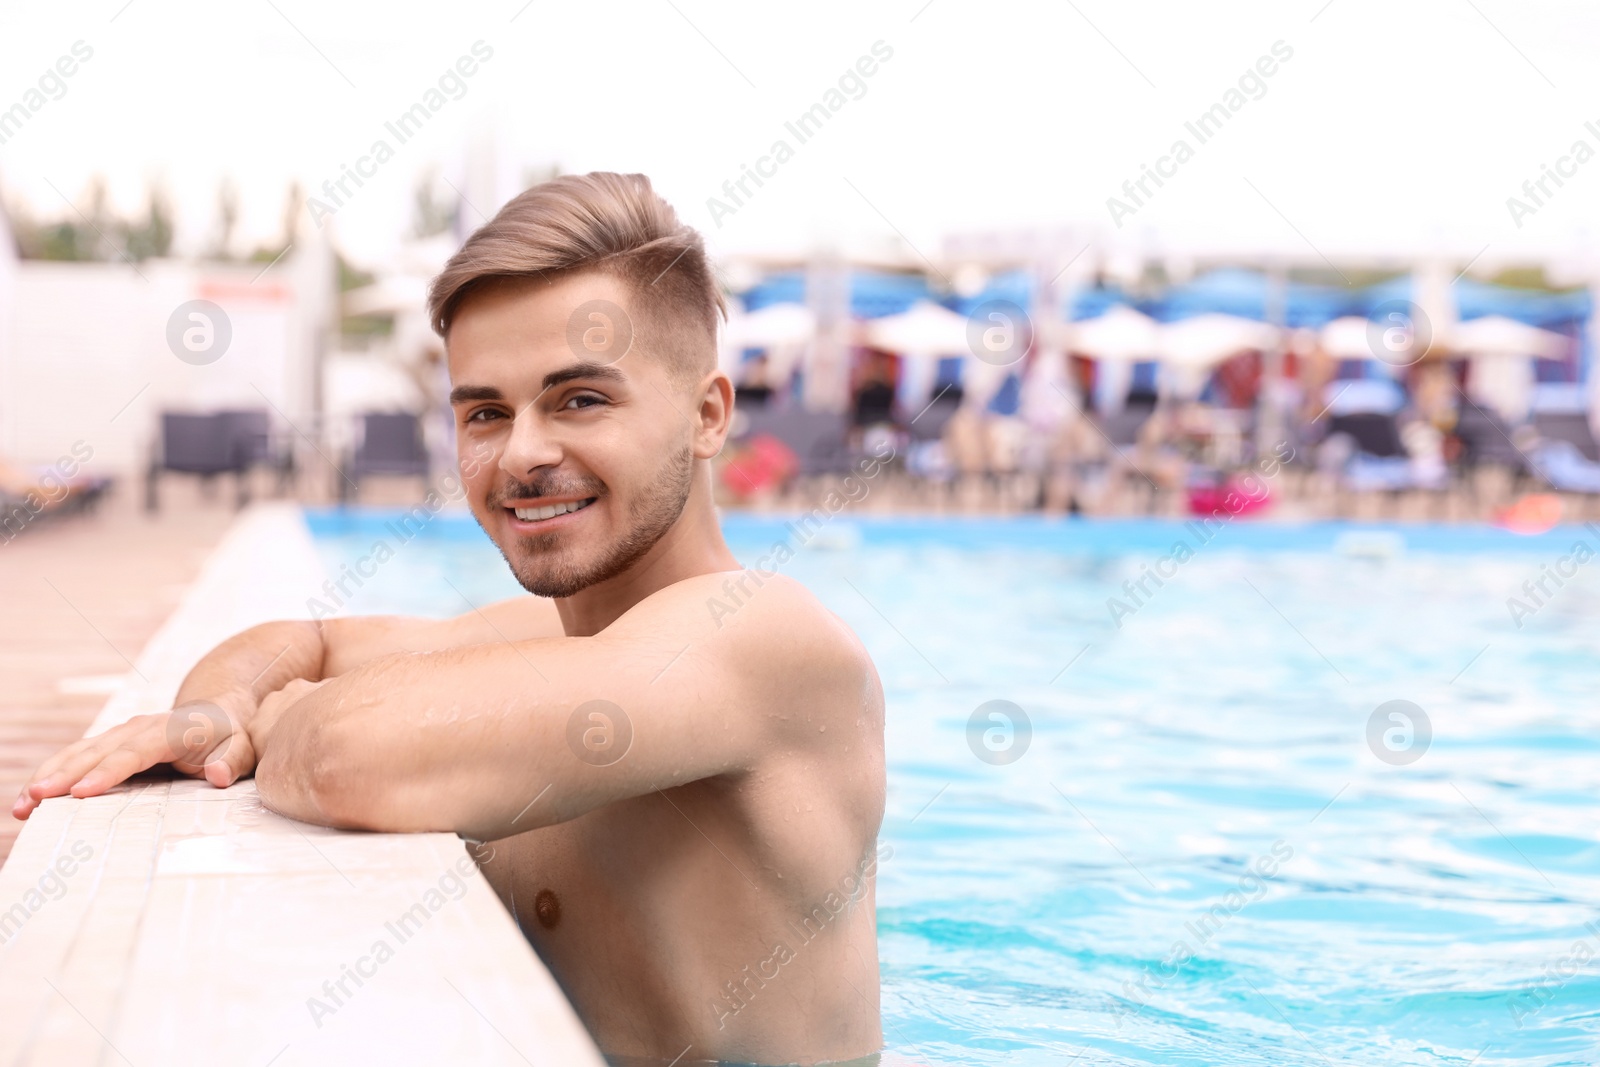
[515,575,593,599]
[502,542,602,599]
[511,565,598,599]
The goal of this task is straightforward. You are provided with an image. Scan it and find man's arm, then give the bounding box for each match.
[254,573,846,843]
[11,596,564,820]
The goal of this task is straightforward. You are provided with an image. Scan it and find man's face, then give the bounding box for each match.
[447,271,703,598]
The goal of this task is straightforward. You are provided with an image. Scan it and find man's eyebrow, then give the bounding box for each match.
[449,384,505,404]
[541,363,628,391]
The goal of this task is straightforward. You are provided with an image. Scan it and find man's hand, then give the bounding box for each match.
[11,689,259,820]
[247,678,328,759]
[12,599,559,823]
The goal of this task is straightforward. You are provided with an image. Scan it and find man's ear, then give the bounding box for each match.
[693,370,736,459]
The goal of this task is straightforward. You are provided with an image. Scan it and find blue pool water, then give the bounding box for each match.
[305,509,1600,1066]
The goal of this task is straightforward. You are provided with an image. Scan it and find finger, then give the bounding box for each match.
[71,743,175,798]
[23,734,130,801]
[202,729,257,789]
[23,724,135,794]
[67,709,220,797]
[15,734,127,818]
[14,712,202,818]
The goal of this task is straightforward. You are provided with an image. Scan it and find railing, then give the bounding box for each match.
[0,504,603,1066]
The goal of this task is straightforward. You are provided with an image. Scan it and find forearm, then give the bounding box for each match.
[255,644,582,836]
[253,619,748,838]
[172,620,326,714]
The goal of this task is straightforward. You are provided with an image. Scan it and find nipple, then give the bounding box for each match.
[534,888,561,929]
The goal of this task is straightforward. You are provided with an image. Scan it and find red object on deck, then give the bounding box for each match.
[720,434,799,498]
[1187,478,1272,517]
[1495,493,1563,535]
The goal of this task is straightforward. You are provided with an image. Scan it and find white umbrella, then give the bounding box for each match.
[863,300,971,358]
[1319,316,1378,360]
[1451,315,1569,359]
[721,301,818,383]
[1158,314,1278,368]
[1453,316,1567,425]
[723,302,817,349]
[1068,304,1159,362]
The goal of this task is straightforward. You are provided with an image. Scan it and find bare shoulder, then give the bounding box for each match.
[609,569,883,730]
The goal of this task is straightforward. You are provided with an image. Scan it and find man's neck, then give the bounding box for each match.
[552,473,740,637]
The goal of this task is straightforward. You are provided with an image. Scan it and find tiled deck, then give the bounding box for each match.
[0,484,236,867]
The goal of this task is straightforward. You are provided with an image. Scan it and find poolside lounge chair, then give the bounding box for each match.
[339,412,431,502]
[1531,440,1600,494]
[1318,412,1447,506]
[219,408,297,498]
[1096,400,1155,448]
[1531,411,1600,462]
[737,409,853,477]
[1326,413,1405,458]
[0,463,112,543]
[145,412,251,512]
[1455,404,1527,472]
[908,391,960,443]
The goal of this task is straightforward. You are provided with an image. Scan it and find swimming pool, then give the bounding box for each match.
[305,509,1600,1066]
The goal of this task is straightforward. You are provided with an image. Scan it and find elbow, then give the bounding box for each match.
[306,717,395,830]
[258,716,384,830]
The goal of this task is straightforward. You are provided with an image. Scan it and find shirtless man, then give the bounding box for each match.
[12,172,887,1066]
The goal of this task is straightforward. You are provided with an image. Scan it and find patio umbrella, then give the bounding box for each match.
[1319,316,1378,360]
[863,300,972,358]
[858,301,975,413]
[1156,314,1278,403]
[1062,305,1158,414]
[1067,304,1160,362]
[1157,314,1278,368]
[1450,315,1569,359]
[721,301,817,387]
[1452,316,1567,425]
[722,301,816,349]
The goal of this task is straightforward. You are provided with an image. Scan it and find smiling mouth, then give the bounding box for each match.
[508,497,597,522]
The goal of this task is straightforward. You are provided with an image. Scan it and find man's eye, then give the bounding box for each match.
[466,409,505,423]
[564,395,605,410]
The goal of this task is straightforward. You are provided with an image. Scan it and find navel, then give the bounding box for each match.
[534,888,561,929]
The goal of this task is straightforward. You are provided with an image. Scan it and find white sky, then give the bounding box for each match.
[2,0,1600,274]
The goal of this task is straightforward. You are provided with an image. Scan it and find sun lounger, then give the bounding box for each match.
[339,412,432,502]
[1532,411,1600,462]
[1531,439,1600,493]
[145,412,252,512]
[737,409,853,476]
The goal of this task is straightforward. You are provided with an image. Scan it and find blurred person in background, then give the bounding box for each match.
[735,352,775,408]
[851,348,898,432]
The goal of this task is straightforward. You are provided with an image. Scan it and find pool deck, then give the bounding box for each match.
[0,495,603,1066]
[0,485,235,868]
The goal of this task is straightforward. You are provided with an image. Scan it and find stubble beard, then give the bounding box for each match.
[492,443,697,599]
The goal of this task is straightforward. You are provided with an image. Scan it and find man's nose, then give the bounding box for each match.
[499,410,562,477]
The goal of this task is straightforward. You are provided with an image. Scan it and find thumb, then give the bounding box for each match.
[203,728,258,788]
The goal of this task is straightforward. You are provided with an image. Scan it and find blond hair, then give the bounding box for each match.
[428,172,727,382]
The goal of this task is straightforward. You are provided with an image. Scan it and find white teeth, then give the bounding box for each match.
[513,499,593,522]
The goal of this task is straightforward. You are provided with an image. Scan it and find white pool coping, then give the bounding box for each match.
[0,503,604,1066]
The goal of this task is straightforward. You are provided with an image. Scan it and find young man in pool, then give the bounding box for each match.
[12,172,887,1067]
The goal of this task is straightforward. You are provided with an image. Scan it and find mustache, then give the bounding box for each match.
[486,472,606,506]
